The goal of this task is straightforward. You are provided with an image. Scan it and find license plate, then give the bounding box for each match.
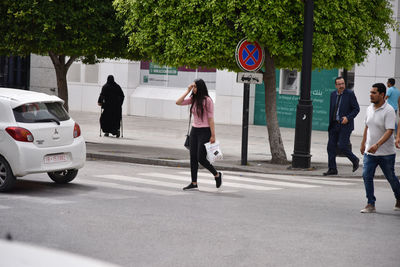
[44,154,67,164]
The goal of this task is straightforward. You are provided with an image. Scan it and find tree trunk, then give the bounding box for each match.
[48,52,77,112]
[263,48,288,164]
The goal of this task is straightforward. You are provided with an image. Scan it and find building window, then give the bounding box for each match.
[0,55,30,90]
[279,69,300,95]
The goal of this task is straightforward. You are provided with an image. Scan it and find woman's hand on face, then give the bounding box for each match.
[210,136,216,144]
[187,83,195,92]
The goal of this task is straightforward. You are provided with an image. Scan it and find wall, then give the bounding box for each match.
[254,69,338,131]
[29,54,57,95]
[125,68,252,125]
[214,70,255,125]
[67,59,139,115]
[67,60,253,126]
[353,0,400,136]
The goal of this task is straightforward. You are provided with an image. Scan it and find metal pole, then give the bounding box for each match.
[99,107,102,137]
[121,117,123,138]
[241,83,250,165]
[292,0,314,168]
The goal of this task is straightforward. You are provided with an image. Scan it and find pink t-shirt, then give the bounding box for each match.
[182,96,214,127]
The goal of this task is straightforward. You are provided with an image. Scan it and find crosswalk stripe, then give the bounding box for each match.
[0,195,28,200]
[74,190,138,200]
[88,177,185,196]
[223,171,353,186]
[140,173,281,191]
[179,172,319,188]
[312,177,385,183]
[95,174,184,189]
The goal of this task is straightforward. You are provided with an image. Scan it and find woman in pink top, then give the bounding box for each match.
[176,79,222,190]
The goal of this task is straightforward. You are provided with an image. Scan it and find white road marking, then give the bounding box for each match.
[222,171,354,186]
[139,173,281,191]
[179,172,320,188]
[87,178,185,196]
[95,174,183,189]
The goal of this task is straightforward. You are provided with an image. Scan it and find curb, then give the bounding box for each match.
[86,153,270,173]
[86,152,365,178]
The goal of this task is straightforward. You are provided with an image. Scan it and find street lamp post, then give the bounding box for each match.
[291,0,314,168]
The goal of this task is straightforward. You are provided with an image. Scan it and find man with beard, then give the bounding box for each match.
[324,77,360,176]
[360,83,400,213]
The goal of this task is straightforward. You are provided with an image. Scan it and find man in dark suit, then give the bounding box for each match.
[324,77,360,175]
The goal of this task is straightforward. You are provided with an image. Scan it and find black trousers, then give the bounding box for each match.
[189,127,218,183]
[327,122,358,169]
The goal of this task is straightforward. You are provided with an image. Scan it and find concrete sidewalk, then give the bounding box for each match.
[71,111,395,178]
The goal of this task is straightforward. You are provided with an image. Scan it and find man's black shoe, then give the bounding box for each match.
[352,158,360,172]
[183,183,198,191]
[323,169,338,176]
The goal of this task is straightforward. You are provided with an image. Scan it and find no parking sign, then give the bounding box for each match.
[235,39,265,72]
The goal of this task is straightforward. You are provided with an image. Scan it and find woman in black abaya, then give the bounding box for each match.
[98,75,125,137]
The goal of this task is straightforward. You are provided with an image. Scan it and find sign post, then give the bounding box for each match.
[235,39,264,165]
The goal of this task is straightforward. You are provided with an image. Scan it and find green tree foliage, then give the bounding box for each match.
[115,0,397,163]
[0,0,127,110]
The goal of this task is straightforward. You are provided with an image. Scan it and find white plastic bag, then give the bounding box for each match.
[204,141,223,163]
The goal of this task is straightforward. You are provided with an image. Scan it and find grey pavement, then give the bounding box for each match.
[71,111,398,178]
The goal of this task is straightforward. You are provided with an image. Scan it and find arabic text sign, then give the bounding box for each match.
[149,63,178,75]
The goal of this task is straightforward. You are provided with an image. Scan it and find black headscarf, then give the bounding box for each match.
[99,75,125,107]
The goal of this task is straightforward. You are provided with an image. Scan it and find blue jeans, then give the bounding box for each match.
[362,154,400,205]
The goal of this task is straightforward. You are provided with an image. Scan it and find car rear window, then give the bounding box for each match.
[13,102,70,123]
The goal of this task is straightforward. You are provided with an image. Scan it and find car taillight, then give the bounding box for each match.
[6,127,34,142]
[73,123,81,138]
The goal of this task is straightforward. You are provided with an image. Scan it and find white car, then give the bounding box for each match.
[0,88,86,192]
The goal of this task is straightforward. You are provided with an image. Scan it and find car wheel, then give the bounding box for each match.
[0,156,16,192]
[47,169,78,184]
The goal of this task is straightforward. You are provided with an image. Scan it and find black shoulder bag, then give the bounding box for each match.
[184,113,191,150]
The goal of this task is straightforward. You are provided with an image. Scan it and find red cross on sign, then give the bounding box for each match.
[235,39,265,72]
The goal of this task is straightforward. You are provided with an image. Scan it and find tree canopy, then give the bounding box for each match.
[115,0,397,163]
[115,0,396,70]
[0,0,128,110]
[0,0,126,59]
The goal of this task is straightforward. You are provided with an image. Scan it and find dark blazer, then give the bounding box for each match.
[328,89,360,131]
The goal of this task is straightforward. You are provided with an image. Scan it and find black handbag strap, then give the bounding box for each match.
[186,112,192,135]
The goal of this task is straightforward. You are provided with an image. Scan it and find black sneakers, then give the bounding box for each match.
[215,172,222,188]
[183,183,198,190]
[183,173,222,190]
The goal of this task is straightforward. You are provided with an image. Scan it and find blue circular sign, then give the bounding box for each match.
[235,39,265,72]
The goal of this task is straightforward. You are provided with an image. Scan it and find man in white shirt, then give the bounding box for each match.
[360,83,400,213]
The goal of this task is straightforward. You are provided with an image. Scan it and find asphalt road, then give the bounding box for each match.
[1,160,399,267]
